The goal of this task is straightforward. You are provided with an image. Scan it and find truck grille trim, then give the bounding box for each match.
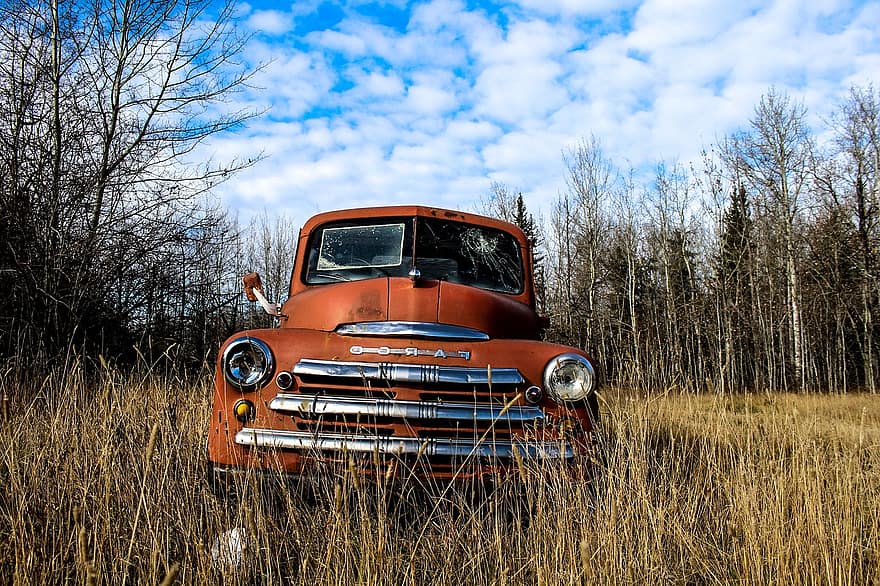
[335,321,490,340]
[235,428,573,459]
[292,359,524,385]
[269,393,544,422]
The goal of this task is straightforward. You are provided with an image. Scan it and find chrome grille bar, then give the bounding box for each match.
[235,428,573,459]
[293,359,523,385]
[269,394,544,422]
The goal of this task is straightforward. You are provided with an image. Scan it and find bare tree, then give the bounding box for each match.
[241,210,299,328]
[646,161,702,389]
[478,181,519,222]
[562,136,615,353]
[723,89,813,390]
[545,194,577,343]
[0,0,260,365]
[829,85,880,393]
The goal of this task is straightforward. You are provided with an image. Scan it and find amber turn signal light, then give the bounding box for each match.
[233,399,255,422]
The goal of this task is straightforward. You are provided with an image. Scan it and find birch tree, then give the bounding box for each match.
[831,85,880,392]
[723,89,813,390]
[563,136,614,353]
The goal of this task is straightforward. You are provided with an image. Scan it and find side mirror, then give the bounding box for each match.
[242,272,282,317]
[243,272,264,302]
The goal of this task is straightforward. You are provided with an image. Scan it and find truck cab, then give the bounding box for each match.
[207,205,598,479]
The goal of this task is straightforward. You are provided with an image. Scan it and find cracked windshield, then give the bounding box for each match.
[306,217,524,294]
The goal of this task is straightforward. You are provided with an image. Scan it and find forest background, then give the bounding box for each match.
[1,0,879,396]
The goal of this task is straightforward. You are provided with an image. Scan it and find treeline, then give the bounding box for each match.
[492,87,880,393]
[2,4,878,394]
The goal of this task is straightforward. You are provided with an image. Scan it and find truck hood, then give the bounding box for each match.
[283,277,540,339]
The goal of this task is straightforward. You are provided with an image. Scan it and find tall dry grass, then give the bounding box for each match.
[0,365,877,584]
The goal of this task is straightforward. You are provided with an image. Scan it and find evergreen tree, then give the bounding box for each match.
[715,183,756,390]
[513,194,546,312]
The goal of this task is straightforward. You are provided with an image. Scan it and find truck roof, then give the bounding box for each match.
[299,205,528,242]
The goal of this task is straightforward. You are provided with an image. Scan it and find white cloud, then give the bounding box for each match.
[206,0,880,224]
[338,21,407,63]
[344,68,406,100]
[474,60,568,124]
[481,19,577,64]
[567,34,656,110]
[409,0,470,31]
[510,0,641,17]
[405,83,458,115]
[245,9,295,35]
[309,29,368,56]
[628,0,761,48]
[482,127,569,188]
[470,19,578,125]
[250,51,335,119]
[446,119,501,142]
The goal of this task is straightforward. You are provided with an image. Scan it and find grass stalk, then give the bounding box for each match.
[0,367,877,584]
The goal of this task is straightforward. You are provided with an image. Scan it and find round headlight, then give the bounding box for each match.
[222,337,274,390]
[543,353,595,402]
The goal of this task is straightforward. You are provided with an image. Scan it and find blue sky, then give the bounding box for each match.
[204,0,880,223]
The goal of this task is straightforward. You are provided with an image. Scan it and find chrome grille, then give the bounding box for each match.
[293,359,523,385]
[235,358,574,463]
[269,394,544,422]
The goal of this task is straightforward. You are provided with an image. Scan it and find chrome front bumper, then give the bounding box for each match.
[235,428,574,459]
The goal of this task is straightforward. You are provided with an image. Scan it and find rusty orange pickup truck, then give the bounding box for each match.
[207,206,598,479]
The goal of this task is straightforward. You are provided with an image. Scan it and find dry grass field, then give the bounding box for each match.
[0,365,877,584]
